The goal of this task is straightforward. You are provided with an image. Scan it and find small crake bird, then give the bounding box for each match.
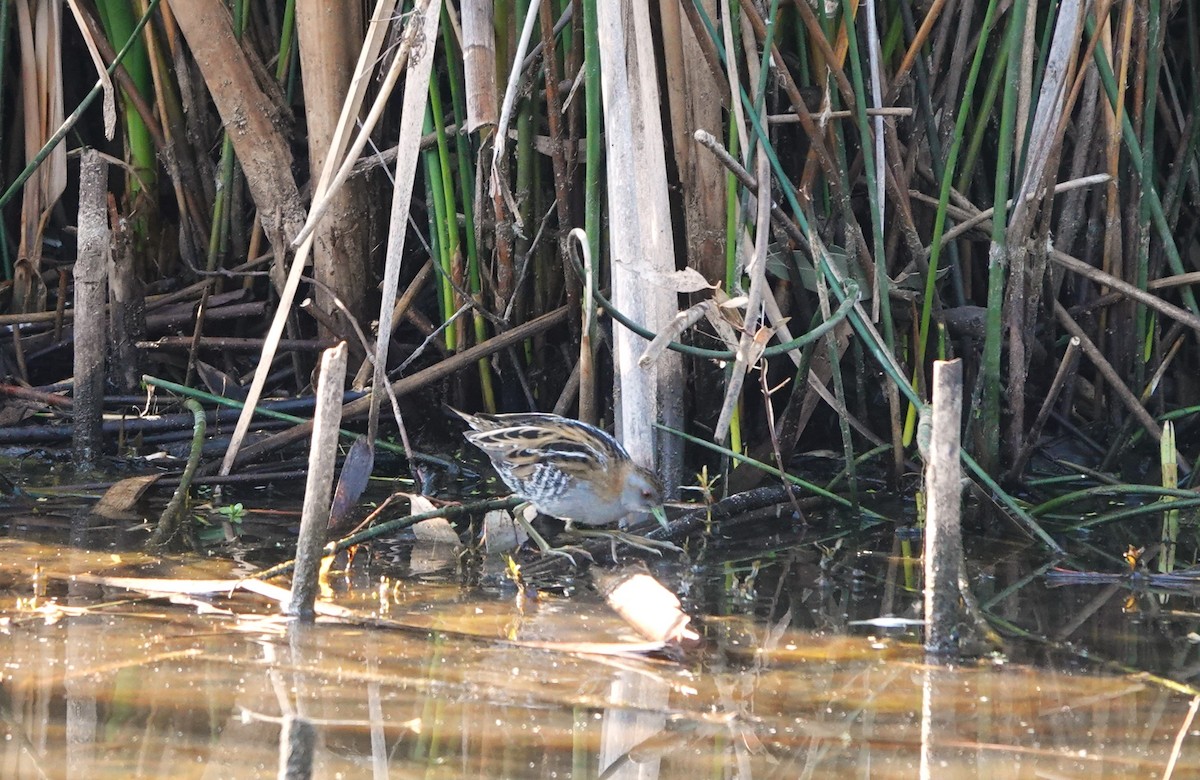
[451,408,673,557]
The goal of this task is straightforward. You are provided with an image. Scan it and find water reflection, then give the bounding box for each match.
[1,537,1199,778]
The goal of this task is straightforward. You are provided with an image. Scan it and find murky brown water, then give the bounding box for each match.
[3,520,1200,779]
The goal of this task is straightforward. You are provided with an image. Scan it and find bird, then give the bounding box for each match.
[450,408,672,557]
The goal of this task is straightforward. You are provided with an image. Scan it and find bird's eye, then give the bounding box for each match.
[641,489,653,499]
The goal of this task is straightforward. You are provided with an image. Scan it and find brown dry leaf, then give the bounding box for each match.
[93,474,161,519]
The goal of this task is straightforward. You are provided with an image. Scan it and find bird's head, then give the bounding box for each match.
[621,465,669,530]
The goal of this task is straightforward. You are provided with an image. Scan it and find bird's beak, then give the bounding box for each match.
[651,504,669,531]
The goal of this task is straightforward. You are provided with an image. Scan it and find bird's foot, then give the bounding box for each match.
[512,507,594,565]
[567,529,683,557]
[539,544,595,566]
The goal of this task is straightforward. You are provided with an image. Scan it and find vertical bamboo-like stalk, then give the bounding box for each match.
[659,0,724,283]
[443,11,495,409]
[370,1,441,439]
[840,0,891,347]
[461,0,497,133]
[94,0,156,203]
[513,0,536,330]
[595,0,683,488]
[213,0,419,475]
[1098,0,1132,417]
[489,0,522,321]
[296,0,371,338]
[720,0,745,455]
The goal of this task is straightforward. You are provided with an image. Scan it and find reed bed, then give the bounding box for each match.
[0,0,1196,558]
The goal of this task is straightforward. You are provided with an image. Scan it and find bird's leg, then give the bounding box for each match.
[512,505,593,564]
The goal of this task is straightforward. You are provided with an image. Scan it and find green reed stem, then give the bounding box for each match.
[725,120,742,457]
[422,106,455,348]
[956,38,1007,197]
[839,0,893,356]
[149,399,205,548]
[1135,0,1162,385]
[95,0,156,201]
[583,0,602,304]
[274,0,297,83]
[442,11,495,409]
[907,0,1000,441]
[1029,483,1198,517]
[979,0,1028,472]
[429,73,460,351]
[1087,15,1199,317]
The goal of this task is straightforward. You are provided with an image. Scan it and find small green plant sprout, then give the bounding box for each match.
[217,503,246,526]
[680,465,721,533]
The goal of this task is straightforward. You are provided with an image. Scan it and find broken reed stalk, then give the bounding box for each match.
[73,150,108,469]
[1160,422,1179,574]
[289,342,347,621]
[922,358,964,655]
